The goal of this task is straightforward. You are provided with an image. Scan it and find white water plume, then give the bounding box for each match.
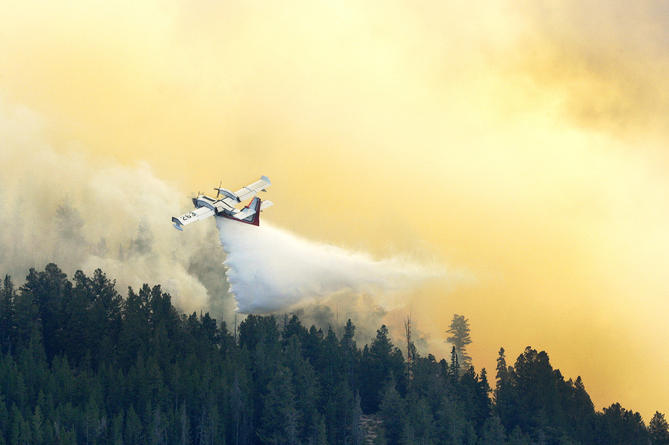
[216,216,442,313]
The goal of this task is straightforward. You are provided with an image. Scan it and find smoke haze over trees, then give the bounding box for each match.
[0,264,666,444]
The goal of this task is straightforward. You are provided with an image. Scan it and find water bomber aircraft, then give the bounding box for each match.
[172,176,272,231]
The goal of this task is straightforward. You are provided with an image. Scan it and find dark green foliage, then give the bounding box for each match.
[360,325,405,413]
[379,381,406,445]
[0,264,658,445]
[257,366,298,444]
[593,402,649,445]
[507,426,531,445]
[403,392,435,445]
[0,276,17,349]
[480,415,506,445]
[650,412,669,445]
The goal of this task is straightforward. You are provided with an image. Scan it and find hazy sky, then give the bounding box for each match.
[2,0,669,419]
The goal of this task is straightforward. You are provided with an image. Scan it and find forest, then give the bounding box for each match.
[0,263,668,445]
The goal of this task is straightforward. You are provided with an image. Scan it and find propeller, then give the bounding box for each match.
[215,179,222,198]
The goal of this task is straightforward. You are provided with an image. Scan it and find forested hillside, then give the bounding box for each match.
[0,264,667,444]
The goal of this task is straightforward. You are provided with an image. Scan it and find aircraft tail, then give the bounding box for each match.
[233,196,263,226]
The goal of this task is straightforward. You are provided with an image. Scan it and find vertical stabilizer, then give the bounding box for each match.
[246,197,261,226]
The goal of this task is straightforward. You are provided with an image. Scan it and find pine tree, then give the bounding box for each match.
[229,376,243,445]
[310,414,327,445]
[341,319,359,392]
[650,412,669,445]
[436,394,467,444]
[479,415,505,445]
[131,221,153,256]
[22,263,71,361]
[84,395,102,445]
[494,347,516,431]
[284,335,319,441]
[477,368,492,421]
[360,326,404,413]
[150,405,167,445]
[111,412,124,445]
[179,402,190,445]
[463,421,478,445]
[449,346,460,380]
[257,366,298,445]
[351,393,364,445]
[495,348,507,391]
[567,376,595,443]
[9,405,21,445]
[507,426,530,445]
[125,406,143,445]
[379,382,406,445]
[88,268,123,365]
[445,314,472,369]
[0,397,9,444]
[31,406,43,445]
[406,395,434,445]
[0,275,17,350]
[597,403,649,445]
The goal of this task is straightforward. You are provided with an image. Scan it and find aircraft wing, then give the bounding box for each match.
[234,176,271,202]
[172,207,214,231]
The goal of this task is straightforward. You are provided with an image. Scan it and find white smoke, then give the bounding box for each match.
[0,99,447,329]
[0,100,234,320]
[217,216,443,313]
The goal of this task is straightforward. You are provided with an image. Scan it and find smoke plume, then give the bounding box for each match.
[1,100,444,332]
[0,100,235,321]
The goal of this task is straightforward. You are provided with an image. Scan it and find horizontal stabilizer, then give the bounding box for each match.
[233,207,256,220]
[233,196,262,225]
[260,200,273,210]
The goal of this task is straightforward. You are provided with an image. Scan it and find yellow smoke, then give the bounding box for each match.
[2,0,669,419]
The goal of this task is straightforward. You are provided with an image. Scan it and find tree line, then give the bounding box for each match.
[0,263,667,444]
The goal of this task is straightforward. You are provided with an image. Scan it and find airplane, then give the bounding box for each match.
[172,176,273,231]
